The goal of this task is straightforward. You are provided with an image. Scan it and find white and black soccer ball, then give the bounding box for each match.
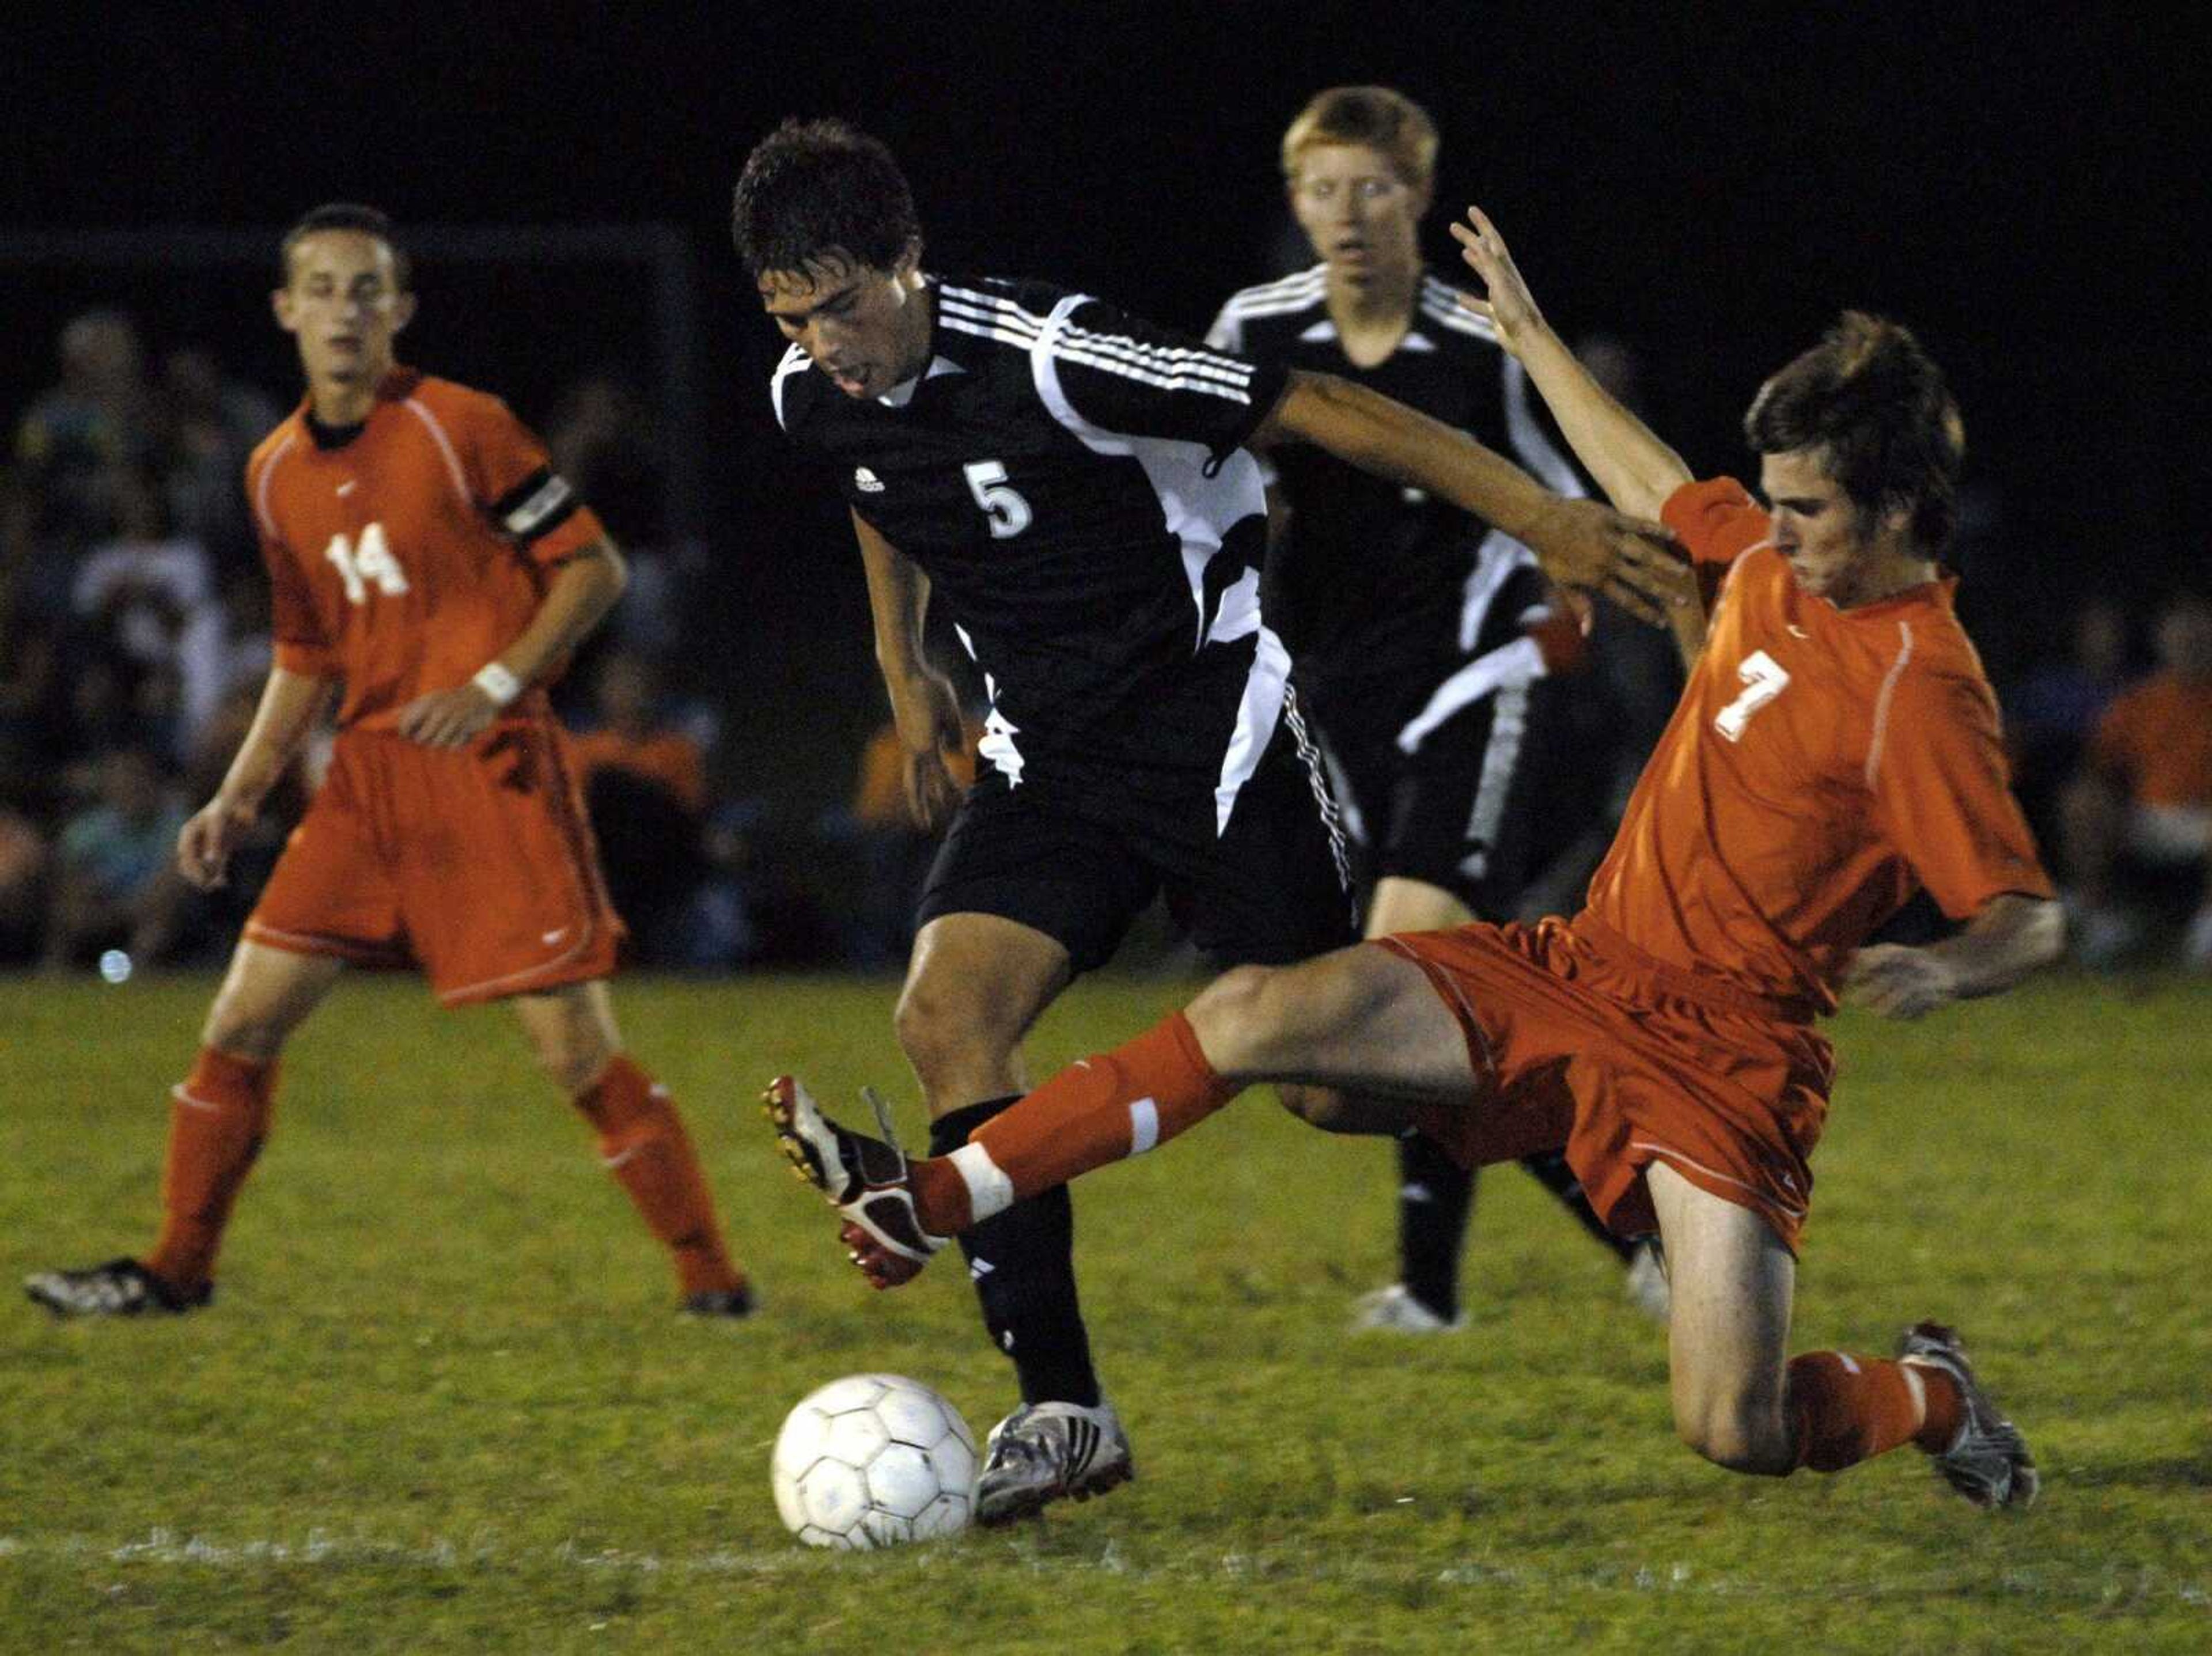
[771,1374,978,1549]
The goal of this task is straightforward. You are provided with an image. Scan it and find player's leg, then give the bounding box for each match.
[1355,875,1484,1331]
[510,979,750,1314]
[25,939,341,1316]
[895,910,1137,1518]
[1647,1161,2033,1505]
[885,940,1472,1238]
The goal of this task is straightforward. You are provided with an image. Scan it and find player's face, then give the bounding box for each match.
[1760,448,1906,608]
[273,231,414,388]
[759,253,931,400]
[1289,144,1426,283]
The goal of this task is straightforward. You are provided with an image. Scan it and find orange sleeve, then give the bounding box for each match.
[1869,666,2054,919]
[456,393,607,568]
[1661,477,1770,614]
[252,458,339,679]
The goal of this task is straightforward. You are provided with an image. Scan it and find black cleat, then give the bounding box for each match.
[1898,1321,2040,1510]
[681,1284,757,1318]
[25,1258,211,1318]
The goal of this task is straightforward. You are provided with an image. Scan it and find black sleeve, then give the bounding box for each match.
[1044,295,1287,462]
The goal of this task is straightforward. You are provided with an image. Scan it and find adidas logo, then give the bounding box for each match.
[854,466,886,494]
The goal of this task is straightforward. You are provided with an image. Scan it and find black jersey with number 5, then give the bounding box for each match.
[772,275,1291,815]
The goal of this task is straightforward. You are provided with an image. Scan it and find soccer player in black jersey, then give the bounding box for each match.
[1209,88,1669,1335]
[733,118,1685,1524]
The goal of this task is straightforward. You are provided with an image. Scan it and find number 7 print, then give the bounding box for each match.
[1713,649,1791,741]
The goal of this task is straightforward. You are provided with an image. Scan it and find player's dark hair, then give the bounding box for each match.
[1745,312,1964,552]
[280,203,412,291]
[732,118,923,279]
[1282,86,1439,196]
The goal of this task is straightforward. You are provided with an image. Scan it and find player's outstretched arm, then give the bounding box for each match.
[1843,893,2065,1021]
[178,665,336,889]
[853,510,964,831]
[1256,370,1690,626]
[1450,207,1693,527]
[397,537,627,749]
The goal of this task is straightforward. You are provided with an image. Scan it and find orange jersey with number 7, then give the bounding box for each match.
[1577,477,2052,1014]
[244,366,604,729]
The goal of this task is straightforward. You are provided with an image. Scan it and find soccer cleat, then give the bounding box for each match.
[680,1284,756,1318]
[1347,1283,1467,1333]
[1623,1236,1672,1324]
[974,1400,1135,1525]
[24,1258,211,1318]
[1897,1321,2040,1510]
[762,1075,944,1289]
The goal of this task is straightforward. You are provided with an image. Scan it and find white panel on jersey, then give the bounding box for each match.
[954,623,1025,786]
[1459,533,1535,653]
[1397,634,1547,756]
[1399,331,1438,353]
[1027,293,1287,836]
[1297,319,1339,344]
[1459,681,1532,881]
[771,343,811,432]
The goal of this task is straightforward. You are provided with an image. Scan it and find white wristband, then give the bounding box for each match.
[472,662,523,707]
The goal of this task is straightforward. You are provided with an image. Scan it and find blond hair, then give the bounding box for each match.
[1281,86,1439,195]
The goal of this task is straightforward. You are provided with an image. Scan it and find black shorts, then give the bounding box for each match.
[918,711,1357,975]
[1312,670,1566,920]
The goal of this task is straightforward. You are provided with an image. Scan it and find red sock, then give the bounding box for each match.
[574,1056,744,1298]
[142,1047,277,1291]
[1786,1351,1956,1472]
[914,1011,1239,1232]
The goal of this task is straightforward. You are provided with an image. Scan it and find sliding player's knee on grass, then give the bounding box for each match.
[1669,1366,1796,1476]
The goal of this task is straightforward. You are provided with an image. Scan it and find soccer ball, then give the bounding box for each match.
[771,1374,978,1549]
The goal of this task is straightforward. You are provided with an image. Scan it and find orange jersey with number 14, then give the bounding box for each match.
[1578,478,2052,1014]
[244,366,604,730]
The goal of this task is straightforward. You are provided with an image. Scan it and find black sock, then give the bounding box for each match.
[1516,1149,1635,1263]
[931,1097,1101,1409]
[1397,1131,1476,1321]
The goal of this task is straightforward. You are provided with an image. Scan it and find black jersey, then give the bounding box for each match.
[775,274,1290,820]
[1206,266,1581,691]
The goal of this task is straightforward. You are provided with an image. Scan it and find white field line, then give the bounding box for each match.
[0,1530,2206,1612]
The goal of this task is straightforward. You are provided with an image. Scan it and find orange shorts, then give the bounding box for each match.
[1375,915,1835,1250]
[247,717,623,1006]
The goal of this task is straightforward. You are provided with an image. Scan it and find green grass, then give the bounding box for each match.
[2,968,2207,1653]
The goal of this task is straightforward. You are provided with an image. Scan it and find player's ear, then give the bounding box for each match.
[272,286,298,334]
[391,291,418,335]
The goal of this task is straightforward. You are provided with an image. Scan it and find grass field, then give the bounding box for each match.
[2,968,2207,1653]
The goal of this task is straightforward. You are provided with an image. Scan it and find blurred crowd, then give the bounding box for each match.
[5,310,2207,977]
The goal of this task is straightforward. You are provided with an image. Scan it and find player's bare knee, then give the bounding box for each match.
[1185,965,1290,1071]
[201,990,296,1062]
[893,982,1013,1098]
[1673,1397,1794,1477]
[525,1018,614,1097]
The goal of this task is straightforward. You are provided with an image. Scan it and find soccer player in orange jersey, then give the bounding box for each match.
[768,206,2064,1509]
[26,204,751,1320]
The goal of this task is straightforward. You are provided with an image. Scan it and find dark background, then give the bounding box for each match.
[3,1,2206,809]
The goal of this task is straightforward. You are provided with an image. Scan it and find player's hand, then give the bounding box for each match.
[1449,206,1544,357]
[1520,496,1691,627]
[903,746,960,832]
[177,794,257,890]
[397,683,501,750]
[1843,944,1962,1021]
